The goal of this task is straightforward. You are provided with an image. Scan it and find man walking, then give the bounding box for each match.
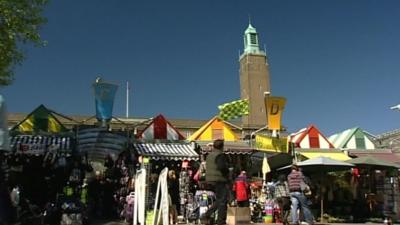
[201,139,230,225]
[287,164,314,225]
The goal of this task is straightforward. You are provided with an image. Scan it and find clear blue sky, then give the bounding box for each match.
[2,0,400,136]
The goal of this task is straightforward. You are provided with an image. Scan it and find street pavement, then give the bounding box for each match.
[93,220,386,225]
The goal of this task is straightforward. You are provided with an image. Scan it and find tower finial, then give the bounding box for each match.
[248,14,251,25]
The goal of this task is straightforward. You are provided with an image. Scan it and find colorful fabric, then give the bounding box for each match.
[218,99,249,121]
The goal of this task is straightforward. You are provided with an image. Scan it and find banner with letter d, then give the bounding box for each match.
[265,96,286,130]
[93,81,118,121]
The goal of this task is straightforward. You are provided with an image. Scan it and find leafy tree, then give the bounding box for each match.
[0,0,48,86]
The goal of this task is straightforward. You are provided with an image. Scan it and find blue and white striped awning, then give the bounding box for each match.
[133,142,199,161]
[10,135,72,153]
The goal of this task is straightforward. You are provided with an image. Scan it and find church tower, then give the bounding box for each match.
[239,23,271,130]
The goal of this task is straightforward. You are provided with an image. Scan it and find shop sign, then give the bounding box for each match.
[17,143,47,154]
[255,135,288,153]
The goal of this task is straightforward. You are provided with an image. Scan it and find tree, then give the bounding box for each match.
[0,0,48,86]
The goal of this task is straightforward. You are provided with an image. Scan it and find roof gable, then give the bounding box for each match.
[138,114,185,140]
[329,127,375,149]
[289,124,334,149]
[11,105,68,133]
[187,116,239,141]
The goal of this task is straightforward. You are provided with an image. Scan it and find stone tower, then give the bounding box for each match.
[239,23,271,130]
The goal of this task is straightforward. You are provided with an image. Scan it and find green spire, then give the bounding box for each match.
[243,22,262,54]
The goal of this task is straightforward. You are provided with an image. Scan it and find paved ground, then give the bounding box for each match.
[92,220,385,225]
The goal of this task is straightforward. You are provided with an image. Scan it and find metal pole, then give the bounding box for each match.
[126,81,129,118]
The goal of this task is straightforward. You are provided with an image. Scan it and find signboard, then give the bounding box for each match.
[255,134,288,153]
[17,143,47,154]
[265,96,286,130]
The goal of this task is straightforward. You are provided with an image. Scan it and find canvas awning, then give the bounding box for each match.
[133,142,199,161]
[298,150,351,161]
[10,135,72,153]
[198,141,254,155]
[347,149,400,164]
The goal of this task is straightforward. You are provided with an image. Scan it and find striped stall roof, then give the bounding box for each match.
[10,135,72,151]
[289,125,334,149]
[132,142,199,161]
[329,127,375,149]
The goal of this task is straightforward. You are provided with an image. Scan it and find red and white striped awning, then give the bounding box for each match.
[289,125,334,149]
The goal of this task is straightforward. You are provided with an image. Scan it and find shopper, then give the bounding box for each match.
[167,170,179,224]
[201,139,230,225]
[287,164,314,225]
[232,171,250,207]
[274,174,291,225]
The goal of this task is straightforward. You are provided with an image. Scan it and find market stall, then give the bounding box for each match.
[133,114,199,221]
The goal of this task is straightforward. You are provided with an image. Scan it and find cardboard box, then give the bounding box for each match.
[226,207,251,225]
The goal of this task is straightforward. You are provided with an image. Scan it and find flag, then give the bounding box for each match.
[265,96,286,130]
[262,153,271,174]
[218,99,249,121]
[93,81,118,121]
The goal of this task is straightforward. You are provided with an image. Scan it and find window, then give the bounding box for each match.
[213,129,223,140]
[310,137,319,148]
[356,137,366,149]
[250,34,257,45]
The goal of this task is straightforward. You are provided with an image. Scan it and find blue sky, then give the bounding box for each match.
[2,0,400,136]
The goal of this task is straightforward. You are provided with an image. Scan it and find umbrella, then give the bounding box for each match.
[346,156,400,208]
[296,156,354,172]
[280,156,354,222]
[346,156,400,169]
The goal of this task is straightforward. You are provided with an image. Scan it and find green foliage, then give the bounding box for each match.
[0,0,48,86]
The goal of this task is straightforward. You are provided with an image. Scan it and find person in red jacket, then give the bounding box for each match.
[233,171,250,207]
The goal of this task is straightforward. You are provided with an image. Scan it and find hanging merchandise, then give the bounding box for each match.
[264,199,274,223]
[179,166,194,222]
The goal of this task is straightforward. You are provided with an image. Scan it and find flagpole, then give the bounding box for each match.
[126,81,129,118]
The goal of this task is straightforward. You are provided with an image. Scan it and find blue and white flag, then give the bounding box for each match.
[93,81,118,121]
